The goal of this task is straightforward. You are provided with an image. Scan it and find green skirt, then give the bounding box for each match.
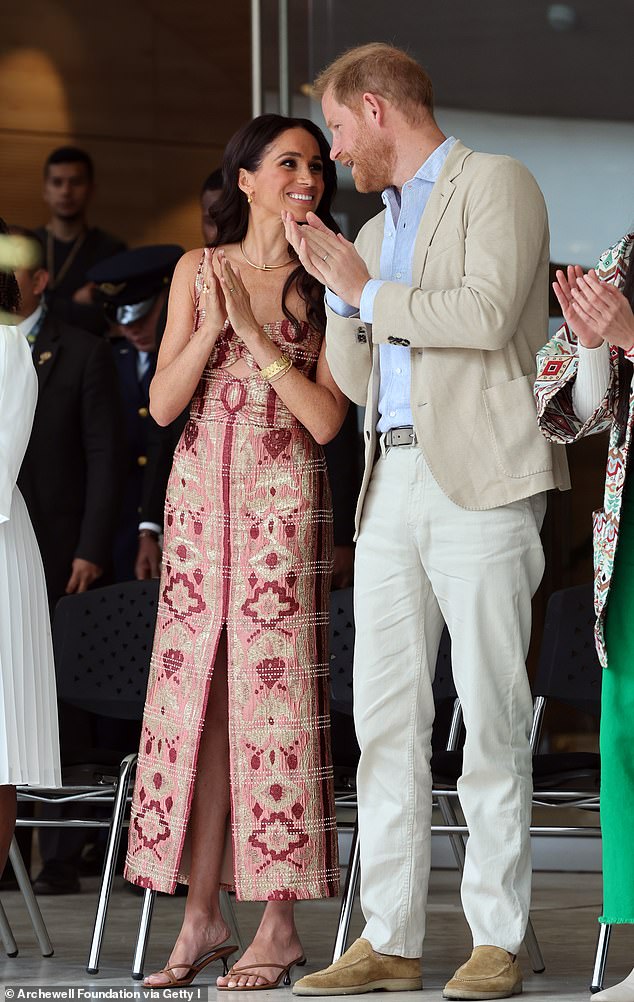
[601,475,634,924]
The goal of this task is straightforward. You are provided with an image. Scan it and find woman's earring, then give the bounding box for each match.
[247,193,253,204]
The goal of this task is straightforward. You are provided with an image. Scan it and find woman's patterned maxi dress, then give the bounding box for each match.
[125,269,339,900]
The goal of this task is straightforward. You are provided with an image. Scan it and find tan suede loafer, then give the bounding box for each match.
[292,938,422,996]
[443,946,522,1000]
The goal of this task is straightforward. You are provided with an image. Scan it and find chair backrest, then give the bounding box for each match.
[52,579,160,720]
[329,587,355,713]
[433,627,455,702]
[533,583,602,718]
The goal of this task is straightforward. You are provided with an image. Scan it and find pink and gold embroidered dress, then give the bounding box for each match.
[125,262,339,900]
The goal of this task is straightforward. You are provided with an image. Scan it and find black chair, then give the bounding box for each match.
[531,583,601,792]
[327,588,544,972]
[16,578,159,974]
[527,585,606,991]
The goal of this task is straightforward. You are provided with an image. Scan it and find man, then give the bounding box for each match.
[285,44,569,999]
[12,227,121,609]
[35,146,126,335]
[87,245,185,581]
[12,226,122,894]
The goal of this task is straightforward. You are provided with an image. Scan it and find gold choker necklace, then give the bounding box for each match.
[240,240,292,271]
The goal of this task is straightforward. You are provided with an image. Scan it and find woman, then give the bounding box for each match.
[535,230,634,1002]
[125,115,348,990]
[0,217,61,876]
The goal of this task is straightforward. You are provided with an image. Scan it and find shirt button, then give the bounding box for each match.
[389,410,396,418]
[395,272,402,279]
[395,367,402,375]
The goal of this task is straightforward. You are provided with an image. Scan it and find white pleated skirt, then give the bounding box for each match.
[0,487,61,787]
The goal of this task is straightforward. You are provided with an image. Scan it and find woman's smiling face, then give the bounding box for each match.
[239,127,325,221]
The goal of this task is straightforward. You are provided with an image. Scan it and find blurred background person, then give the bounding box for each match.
[88,244,185,581]
[35,146,126,336]
[11,226,122,609]
[201,168,223,246]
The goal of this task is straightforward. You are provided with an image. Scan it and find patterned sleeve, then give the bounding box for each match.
[534,322,615,444]
[533,236,633,444]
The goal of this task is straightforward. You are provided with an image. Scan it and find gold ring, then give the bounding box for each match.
[322,253,329,262]
[228,286,236,293]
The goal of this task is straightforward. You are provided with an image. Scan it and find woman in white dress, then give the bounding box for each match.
[0,218,61,876]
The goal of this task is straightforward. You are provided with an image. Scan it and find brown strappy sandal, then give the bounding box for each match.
[144,943,238,989]
[217,955,307,991]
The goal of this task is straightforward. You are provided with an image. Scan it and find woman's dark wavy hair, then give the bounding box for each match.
[211,114,339,335]
[615,240,634,444]
[0,217,21,314]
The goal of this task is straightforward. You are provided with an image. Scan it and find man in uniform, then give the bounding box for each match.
[88,245,185,581]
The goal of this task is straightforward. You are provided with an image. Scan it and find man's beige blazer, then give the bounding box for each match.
[325,140,569,533]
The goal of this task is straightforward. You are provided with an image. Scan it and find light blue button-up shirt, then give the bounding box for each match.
[327,136,456,433]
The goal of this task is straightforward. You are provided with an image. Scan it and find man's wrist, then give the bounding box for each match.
[138,528,160,541]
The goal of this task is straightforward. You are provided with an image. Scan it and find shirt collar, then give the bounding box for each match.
[382,135,457,210]
[16,303,43,340]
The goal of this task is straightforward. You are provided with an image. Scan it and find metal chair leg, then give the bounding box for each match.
[437,796,466,869]
[220,890,245,954]
[132,888,156,980]
[9,837,53,956]
[332,819,360,963]
[591,923,611,993]
[0,898,18,957]
[86,754,137,974]
[523,916,545,973]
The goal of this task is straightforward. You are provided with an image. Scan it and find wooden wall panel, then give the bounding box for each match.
[0,0,250,249]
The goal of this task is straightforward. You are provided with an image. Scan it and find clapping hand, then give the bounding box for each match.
[282,210,370,308]
[217,251,260,340]
[198,247,227,335]
[553,266,634,352]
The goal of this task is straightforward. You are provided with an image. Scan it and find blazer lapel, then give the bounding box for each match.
[412,140,472,280]
[32,317,61,393]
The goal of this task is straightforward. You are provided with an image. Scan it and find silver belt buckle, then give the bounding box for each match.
[388,425,416,448]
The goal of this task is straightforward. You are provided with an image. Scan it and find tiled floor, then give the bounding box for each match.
[1,869,632,1000]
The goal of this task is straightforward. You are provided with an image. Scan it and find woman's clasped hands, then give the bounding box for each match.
[553,264,634,352]
[198,248,261,345]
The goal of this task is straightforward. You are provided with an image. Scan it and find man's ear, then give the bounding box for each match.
[33,268,49,296]
[361,92,386,126]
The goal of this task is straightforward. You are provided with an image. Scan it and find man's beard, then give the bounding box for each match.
[347,128,396,194]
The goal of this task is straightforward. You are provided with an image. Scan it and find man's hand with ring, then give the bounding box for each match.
[282,210,370,308]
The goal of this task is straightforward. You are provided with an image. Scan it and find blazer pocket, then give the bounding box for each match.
[483,373,554,478]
